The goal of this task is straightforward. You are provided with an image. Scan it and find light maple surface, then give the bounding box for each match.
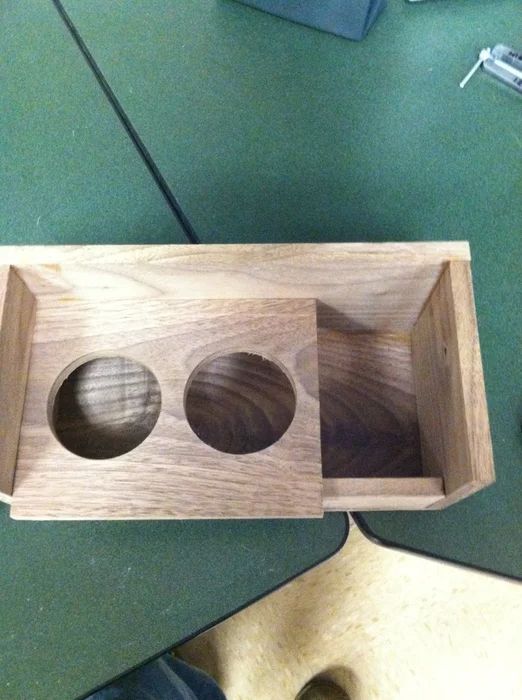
[178,525,522,700]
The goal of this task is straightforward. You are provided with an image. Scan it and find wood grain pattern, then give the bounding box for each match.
[51,356,162,460]
[322,478,444,511]
[51,352,297,460]
[317,329,441,511]
[11,298,322,519]
[184,352,296,455]
[178,526,522,700]
[412,261,495,507]
[0,243,493,516]
[0,242,472,267]
[0,267,36,502]
[0,242,471,332]
[318,330,422,479]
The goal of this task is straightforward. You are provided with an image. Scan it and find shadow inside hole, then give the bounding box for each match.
[50,356,161,459]
[184,352,296,455]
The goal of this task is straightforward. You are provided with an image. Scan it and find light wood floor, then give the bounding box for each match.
[178,524,522,700]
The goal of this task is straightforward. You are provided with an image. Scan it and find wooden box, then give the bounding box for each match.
[0,243,494,519]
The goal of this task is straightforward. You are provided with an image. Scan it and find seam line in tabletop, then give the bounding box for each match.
[50,0,200,245]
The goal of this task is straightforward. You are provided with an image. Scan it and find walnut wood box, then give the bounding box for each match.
[0,243,494,520]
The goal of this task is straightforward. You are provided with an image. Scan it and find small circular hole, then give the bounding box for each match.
[49,356,161,459]
[184,352,296,455]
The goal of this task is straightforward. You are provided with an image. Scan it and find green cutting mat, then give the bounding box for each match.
[59,0,522,579]
[1,0,185,244]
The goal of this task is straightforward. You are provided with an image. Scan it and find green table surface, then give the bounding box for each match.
[60,0,521,245]
[59,0,521,578]
[1,0,186,245]
[1,0,521,697]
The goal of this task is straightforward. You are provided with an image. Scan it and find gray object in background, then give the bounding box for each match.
[234,0,387,41]
[483,45,522,94]
[460,45,522,94]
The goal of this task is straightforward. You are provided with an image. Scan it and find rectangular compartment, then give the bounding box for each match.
[318,329,444,510]
[0,243,495,517]
[319,259,494,511]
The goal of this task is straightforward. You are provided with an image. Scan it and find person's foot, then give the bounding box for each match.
[296,677,350,700]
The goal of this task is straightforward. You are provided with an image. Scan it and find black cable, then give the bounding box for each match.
[51,0,200,244]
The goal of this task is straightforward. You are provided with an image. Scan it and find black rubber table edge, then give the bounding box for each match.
[77,515,349,699]
[51,0,200,245]
[353,514,521,584]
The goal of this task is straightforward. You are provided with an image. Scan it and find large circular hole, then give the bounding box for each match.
[49,356,161,459]
[184,352,296,455]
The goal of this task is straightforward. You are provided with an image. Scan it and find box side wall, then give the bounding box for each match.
[411,261,494,506]
[0,267,36,498]
[8,243,469,333]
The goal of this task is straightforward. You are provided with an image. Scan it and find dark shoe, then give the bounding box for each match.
[297,678,350,700]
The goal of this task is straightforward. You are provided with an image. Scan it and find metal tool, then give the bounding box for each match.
[460,44,522,93]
